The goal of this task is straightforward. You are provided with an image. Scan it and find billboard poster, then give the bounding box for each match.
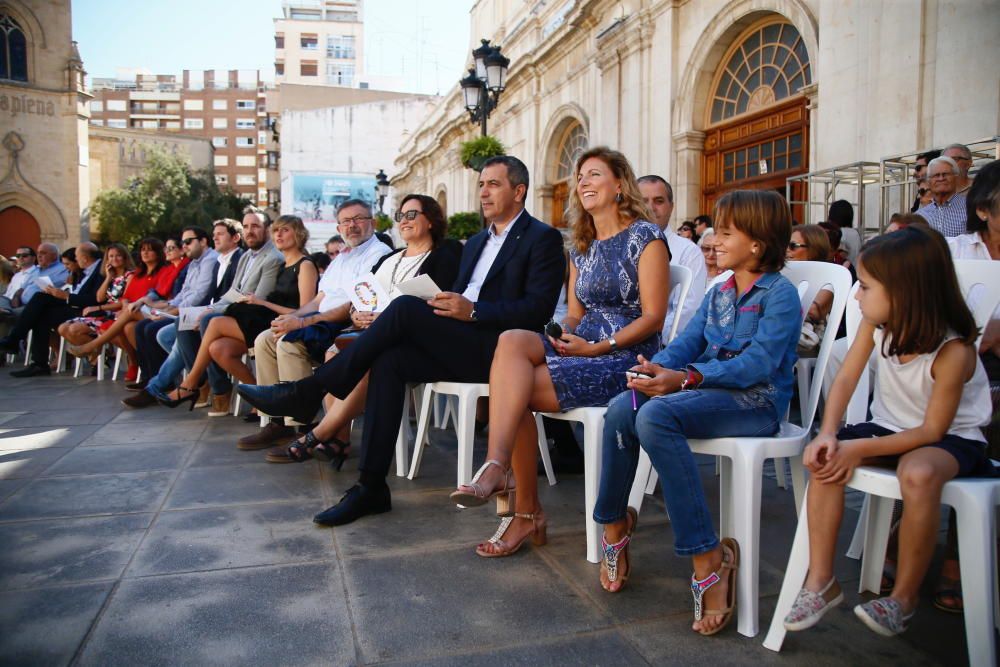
[290,173,376,224]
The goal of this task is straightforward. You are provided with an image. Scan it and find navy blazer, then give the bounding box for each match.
[66,265,105,311]
[205,248,244,305]
[453,209,565,331]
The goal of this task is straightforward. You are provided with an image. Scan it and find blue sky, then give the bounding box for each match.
[72,0,474,94]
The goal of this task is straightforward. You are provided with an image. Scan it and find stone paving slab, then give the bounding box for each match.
[0,371,982,665]
[0,582,114,666]
[76,563,353,666]
[0,513,153,590]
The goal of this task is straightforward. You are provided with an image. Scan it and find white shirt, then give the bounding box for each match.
[317,234,392,312]
[947,231,1000,320]
[215,247,238,287]
[462,210,521,303]
[4,268,30,299]
[840,227,862,265]
[375,251,430,300]
[662,229,707,340]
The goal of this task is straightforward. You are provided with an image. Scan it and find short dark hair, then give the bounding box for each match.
[336,199,371,218]
[399,193,447,246]
[917,149,942,164]
[481,155,530,196]
[61,248,77,263]
[714,190,791,273]
[637,174,674,204]
[243,204,270,226]
[694,214,712,228]
[966,159,1000,233]
[213,218,243,237]
[16,246,35,257]
[828,200,854,228]
[181,226,209,241]
[326,235,344,245]
[309,251,332,272]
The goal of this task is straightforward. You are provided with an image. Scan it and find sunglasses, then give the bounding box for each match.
[181,238,198,246]
[394,209,423,222]
[788,242,808,250]
[14,252,34,258]
[918,188,929,196]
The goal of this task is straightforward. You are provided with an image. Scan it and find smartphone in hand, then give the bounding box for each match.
[625,370,654,380]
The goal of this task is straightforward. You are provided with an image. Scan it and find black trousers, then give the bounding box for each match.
[311,296,500,482]
[135,318,172,380]
[7,294,76,367]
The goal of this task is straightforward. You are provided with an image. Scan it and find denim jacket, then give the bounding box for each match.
[652,271,801,417]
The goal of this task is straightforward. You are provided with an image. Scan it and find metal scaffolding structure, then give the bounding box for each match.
[787,136,1000,240]
[878,136,1000,236]
[785,161,881,237]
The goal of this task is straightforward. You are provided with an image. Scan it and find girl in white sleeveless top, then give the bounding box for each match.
[784,225,994,638]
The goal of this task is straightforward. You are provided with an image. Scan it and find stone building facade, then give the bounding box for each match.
[391,0,1000,228]
[0,0,90,257]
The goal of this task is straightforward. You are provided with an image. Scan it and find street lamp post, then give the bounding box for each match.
[459,39,510,137]
[375,168,389,213]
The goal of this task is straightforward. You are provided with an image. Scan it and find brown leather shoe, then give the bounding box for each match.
[122,389,157,409]
[194,384,211,409]
[237,421,296,450]
[207,392,232,417]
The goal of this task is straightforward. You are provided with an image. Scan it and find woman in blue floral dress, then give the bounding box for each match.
[450,147,670,557]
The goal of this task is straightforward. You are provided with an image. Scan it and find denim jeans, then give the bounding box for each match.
[146,323,183,399]
[594,388,779,556]
[176,312,230,395]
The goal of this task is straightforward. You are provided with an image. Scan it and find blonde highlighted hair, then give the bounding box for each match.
[567,147,653,254]
[271,214,310,251]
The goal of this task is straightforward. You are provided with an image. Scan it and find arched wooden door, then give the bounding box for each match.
[0,206,41,257]
[701,18,812,219]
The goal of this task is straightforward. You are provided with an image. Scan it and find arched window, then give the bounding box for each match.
[0,14,28,82]
[708,20,811,125]
[556,123,588,180]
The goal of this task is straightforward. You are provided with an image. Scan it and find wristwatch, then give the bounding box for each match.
[607,336,618,351]
[680,368,702,391]
[469,303,478,322]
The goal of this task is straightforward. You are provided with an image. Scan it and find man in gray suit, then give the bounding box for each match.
[175,207,284,415]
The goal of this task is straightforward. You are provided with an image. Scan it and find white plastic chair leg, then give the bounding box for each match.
[789,457,807,514]
[629,449,654,513]
[582,417,604,564]
[96,345,106,381]
[846,494,870,560]
[407,385,436,480]
[951,486,998,666]
[729,447,765,638]
[394,388,412,477]
[455,390,477,487]
[858,495,895,594]
[56,338,67,373]
[763,484,813,651]
[719,456,733,538]
[23,330,32,366]
[533,413,556,486]
[111,346,122,380]
[73,356,83,378]
[775,456,789,489]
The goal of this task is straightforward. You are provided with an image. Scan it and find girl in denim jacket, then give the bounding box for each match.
[594,190,802,636]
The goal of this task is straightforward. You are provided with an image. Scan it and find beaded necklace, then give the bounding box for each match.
[389,249,430,290]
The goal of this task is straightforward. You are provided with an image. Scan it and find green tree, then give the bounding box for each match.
[447,211,483,240]
[91,147,247,246]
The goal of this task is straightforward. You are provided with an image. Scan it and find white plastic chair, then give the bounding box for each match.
[765,260,1000,660]
[629,262,852,637]
[541,264,695,564]
[407,381,556,487]
[846,260,1000,558]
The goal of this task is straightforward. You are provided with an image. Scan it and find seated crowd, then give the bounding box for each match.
[1,142,997,643]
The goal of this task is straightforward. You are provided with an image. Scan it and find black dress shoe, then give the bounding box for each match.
[122,389,157,408]
[11,364,50,378]
[313,482,391,526]
[236,381,322,426]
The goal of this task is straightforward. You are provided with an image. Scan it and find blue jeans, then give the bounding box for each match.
[146,323,183,399]
[594,388,779,556]
[176,312,230,395]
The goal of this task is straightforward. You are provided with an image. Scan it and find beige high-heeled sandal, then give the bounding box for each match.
[449,459,516,515]
[475,511,547,558]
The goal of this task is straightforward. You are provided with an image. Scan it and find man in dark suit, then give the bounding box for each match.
[239,156,566,525]
[1,243,104,377]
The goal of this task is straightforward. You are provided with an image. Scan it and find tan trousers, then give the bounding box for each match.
[254,328,314,426]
